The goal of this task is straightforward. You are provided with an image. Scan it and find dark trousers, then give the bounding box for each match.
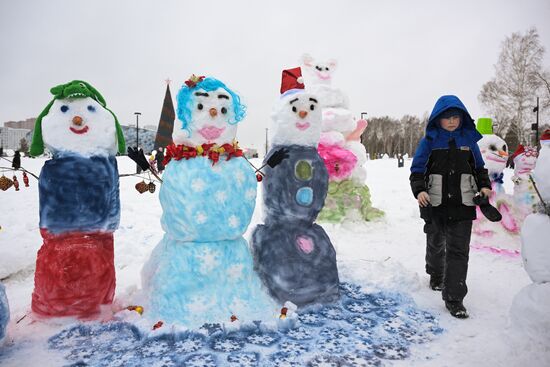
[424,216,472,302]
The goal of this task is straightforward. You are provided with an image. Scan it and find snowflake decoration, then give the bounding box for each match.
[247,333,279,346]
[298,312,325,326]
[320,306,345,320]
[196,248,220,274]
[191,178,206,192]
[173,336,204,353]
[318,337,344,354]
[196,211,208,224]
[215,190,228,204]
[227,352,259,367]
[279,340,309,356]
[210,336,244,352]
[182,353,217,367]
[228,215,240,228]
[373,341,410,360]
[344,300,377,314]
[286,327,313,341]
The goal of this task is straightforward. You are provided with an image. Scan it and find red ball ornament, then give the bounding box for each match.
[256,173,263,182]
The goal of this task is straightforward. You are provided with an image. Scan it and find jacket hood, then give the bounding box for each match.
[426,95,481,142]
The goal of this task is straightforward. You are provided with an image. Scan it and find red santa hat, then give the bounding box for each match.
[280,67,305,96]
[510,144,525,162]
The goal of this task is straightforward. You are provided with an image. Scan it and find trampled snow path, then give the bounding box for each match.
[0,156,546,366]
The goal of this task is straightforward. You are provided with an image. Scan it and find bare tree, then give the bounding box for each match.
[479,27,547,148]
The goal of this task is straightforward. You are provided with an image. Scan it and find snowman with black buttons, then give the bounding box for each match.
[252,67,339,307]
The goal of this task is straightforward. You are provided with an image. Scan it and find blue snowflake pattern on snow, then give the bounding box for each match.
[44,283,444,367]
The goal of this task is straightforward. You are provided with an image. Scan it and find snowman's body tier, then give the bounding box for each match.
[38,155,120,234]
[252,222,339,306]
[262,144,328,224]
[160,156,257,241]
[142,235,274,327]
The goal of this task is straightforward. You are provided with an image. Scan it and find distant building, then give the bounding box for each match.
[0,127,30,150]
[4,118,36,130]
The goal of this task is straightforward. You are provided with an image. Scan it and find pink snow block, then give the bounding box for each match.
[346,119,368,142]
[296,235,315,254]
[497,202,520,234]
[318,142,357,180]
[32,229,116,318]
[471,242,520,258]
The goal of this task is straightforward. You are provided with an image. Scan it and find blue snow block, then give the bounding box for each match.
[261,145,328,224]
[38,155,120,233]
[252,222,339,306]
[0,283,8,343]
[159,156,257,242]
[142,236,275,327]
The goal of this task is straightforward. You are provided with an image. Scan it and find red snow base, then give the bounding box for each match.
[32,229,116,318]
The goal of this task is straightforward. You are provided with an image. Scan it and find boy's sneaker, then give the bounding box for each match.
[429,275,443,291]
[445,301,469,319]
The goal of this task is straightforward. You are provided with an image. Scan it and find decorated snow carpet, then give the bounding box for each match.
[7,283,443,366]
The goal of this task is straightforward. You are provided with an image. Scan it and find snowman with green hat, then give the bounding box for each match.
[472,117,520,253]
[30,80,125,318]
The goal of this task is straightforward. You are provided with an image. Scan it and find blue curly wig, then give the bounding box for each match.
[176,77,246,131]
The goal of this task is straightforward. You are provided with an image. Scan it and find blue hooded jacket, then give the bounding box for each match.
[411,95,485,174]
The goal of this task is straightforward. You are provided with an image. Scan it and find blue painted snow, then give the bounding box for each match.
[0,283,8,343]
[45,283,443,366]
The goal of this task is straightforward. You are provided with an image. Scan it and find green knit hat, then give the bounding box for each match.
[30,80,126,156]
[476,117,494,135]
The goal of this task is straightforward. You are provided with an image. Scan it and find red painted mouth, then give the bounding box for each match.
[295,122,310,131]
[70,125,89,135]
[315,71,331,80]
[198,126,225,140]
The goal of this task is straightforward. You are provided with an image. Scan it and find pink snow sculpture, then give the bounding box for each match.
[318,142,357,180]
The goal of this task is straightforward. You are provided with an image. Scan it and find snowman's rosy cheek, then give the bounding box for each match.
[60,105,69,113]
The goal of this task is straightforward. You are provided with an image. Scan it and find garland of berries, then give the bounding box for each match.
[163,142,243,166]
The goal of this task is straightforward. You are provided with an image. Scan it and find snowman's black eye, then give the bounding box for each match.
[60,105,69,113]
[502,145,507,152]
[87,105,96,112]
[292,106,297,113]
[221,107,227,114]
[310,104,315,111]
[197,103,203,110]
[489,144,497,151]
[325,67,329,71]
[315,66,322,71]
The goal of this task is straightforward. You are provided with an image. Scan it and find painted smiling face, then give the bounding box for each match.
[514,147,538,176]
[41,97,117,157]
[174,77,245,147]
[478,135,508,176]
[301,54,337,85]
[271,92,322,147]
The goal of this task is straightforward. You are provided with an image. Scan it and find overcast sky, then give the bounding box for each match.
[1,0,549,150]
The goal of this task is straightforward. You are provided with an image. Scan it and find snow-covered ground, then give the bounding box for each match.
[0,156,547,366]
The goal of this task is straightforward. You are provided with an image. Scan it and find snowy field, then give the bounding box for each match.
[0,156,546,366]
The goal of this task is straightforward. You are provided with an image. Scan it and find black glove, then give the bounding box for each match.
[266,148,289,168]
[473,194,502,222]
[127,147,150,171]
[12,152,21,170]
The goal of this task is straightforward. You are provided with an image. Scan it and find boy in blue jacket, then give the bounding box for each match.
[410,95,492,318]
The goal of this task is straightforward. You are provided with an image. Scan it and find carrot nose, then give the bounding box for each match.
[209,108,218,117]
[72,116,83,126]
[299,110,308,119]
[498,150,508,158]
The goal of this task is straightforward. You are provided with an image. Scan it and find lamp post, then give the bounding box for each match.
[532,97,539,147]
[134,112,141,173]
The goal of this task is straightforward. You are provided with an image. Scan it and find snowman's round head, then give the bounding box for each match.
[271,90,322,147]
[174,76,245,146]
[301,54,337,85]
[30,80,125,157]
[478,134,508,176]
[511,145,538,176]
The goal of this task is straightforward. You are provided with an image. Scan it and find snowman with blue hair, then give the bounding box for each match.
[141,75,279,328]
